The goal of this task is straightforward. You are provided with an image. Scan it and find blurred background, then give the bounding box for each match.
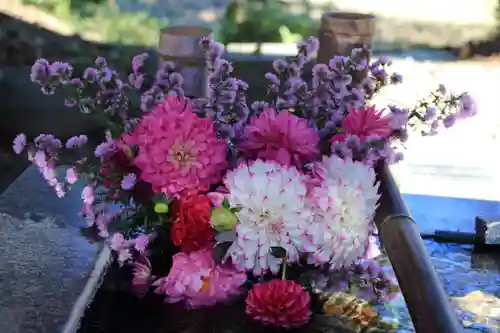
[3,0,500,53]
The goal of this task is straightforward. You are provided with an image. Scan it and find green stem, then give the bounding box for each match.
[281,260,287,280]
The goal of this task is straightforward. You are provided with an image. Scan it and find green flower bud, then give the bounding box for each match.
[154,202,169,214]
[211,207,238,231]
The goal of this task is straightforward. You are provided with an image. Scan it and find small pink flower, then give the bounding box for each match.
[207,186,229,207]
[133,235,150,253]
[12,133,27,155]
[81,186,95,204]
[109,232,128,251]
[238,108,320,168]
[331,106,392,142]
[153,248,246,308]
[65,167,78,184]
[131,255,152,296]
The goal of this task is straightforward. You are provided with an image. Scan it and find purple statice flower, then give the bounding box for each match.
[95,57,107,67]
[12,133,27,155]
[443,114,456,128]
[49,61,73,79]
[197,39,250,139]
[437,83,447,95]
[65,135,88,149]
[131,53,149,74]
[390,72,403,84]
[34,134,62,151]
[30,59,50,84]
[94,141,116,158]
[272,59,288,73]
[423,106,437,121]
[458,93,476,118]
[121,173,137,190]
[83,67,100,83]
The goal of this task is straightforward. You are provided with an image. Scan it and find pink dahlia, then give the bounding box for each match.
[131,96,228,197]
[331,105,392,142]
[246,280,311,328]
[238,108,320,167]
[153,248,247,308]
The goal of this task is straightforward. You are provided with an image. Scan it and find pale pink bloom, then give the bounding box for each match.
[238,108,320,167]
[12,133,27,155]
[65,167,78,184]
[81,186,95,204]
[223,160,317,275]
[364,235,381,260]
[306,156,380,269]
[331,106,392,142]
[207,186,229,207]
[132,96,227,197]
[131,255,152,296]
[153,248,246,308]
[109,232,128,251]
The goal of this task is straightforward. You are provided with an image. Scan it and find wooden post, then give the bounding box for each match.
[158,26,212,98]
[374,163,463,333]
[317,12,375,63]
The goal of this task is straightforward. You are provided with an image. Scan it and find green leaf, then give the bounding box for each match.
[215,230,237,243]
[213,242,232,264]
[270,246,286,258]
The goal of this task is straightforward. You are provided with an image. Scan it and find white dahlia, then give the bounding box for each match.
[308,155,380,269]
[223,159,315,275]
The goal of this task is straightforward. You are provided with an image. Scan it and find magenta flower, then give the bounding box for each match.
[153,248,246,308]
[331,106,392,142]
[132,96,228,197]
[238,108,320,167]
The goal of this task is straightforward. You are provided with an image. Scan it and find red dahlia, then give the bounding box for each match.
[245,279,311,328]
[170,195,214,252]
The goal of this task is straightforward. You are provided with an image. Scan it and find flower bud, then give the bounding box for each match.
[154,202,169,214]
[211,207,238,231]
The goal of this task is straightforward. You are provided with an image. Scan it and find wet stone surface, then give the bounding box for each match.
[0,166,104,333]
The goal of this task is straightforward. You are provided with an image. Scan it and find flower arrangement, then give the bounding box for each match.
[13,36,475,330]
